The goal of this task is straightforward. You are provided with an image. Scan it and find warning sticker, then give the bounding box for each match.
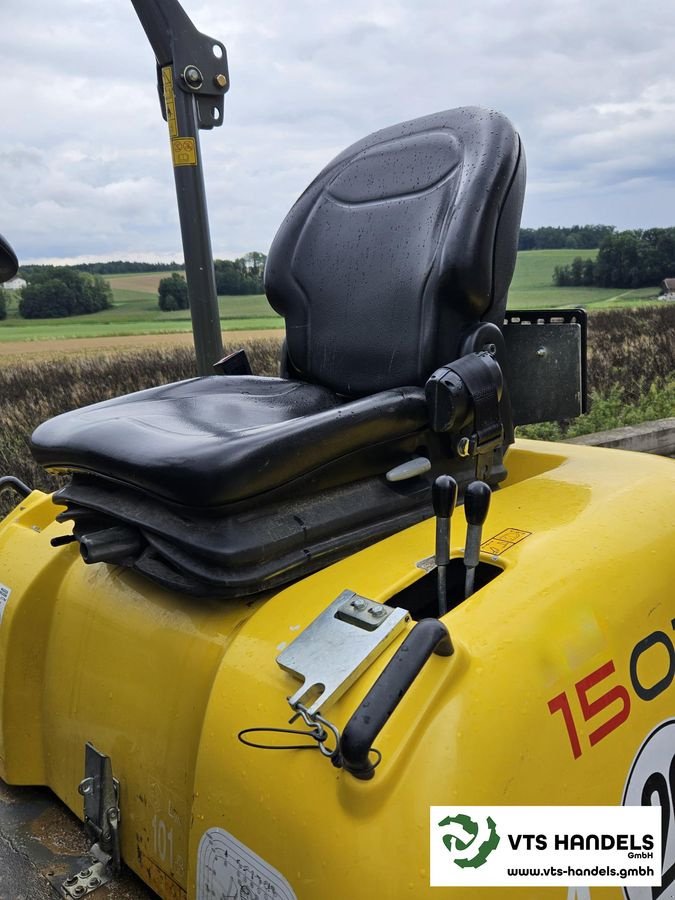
[0,583,12,626]
[481,528,531,557]
[160,65,198,166]
[197,828,297,900]
[171,138,197,167]
[162,66,179,138]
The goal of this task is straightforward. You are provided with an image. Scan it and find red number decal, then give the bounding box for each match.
[548,660,631,758]
[548,691,582,759]
[575,660,631,747]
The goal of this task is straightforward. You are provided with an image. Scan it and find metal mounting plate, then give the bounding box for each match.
[503,309,587,425]
[277,590,409,715]
[62,859,111,898]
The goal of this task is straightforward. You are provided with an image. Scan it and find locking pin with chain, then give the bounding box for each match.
[237,701,383,772]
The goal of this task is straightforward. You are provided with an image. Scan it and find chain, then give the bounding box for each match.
[292,703,342,762]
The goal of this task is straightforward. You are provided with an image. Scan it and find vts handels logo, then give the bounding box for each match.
[437,813,501,868]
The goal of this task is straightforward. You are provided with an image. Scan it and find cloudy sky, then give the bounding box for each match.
[2,0,674,264]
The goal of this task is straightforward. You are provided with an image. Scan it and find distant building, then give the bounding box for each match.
[3,277,26,291]
[659,278,675,300]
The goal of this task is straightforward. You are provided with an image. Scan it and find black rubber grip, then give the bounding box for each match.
[432,474,458,519]
[340,618,453,780]
[464,480,491,526]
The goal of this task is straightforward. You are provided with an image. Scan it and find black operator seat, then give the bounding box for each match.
[31,107,525,511]
[30,107,525,598]
[0,233,18,284]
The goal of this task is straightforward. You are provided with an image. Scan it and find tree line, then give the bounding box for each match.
[158,252,267,310]
[553,228,675,289]
[0,267,113,320]
[19,252,267,287]
[20,260,180,277]
[18,267,113,318]
[214,251,266,296]
[518,225,615,251]
[1,252,267,320]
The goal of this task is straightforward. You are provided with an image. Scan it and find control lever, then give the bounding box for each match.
[432,475,458,617]
[463,481,491,599]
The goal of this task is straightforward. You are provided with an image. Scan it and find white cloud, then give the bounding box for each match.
[1,0,675,263]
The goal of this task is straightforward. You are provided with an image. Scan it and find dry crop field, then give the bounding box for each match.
[1,307,673,517]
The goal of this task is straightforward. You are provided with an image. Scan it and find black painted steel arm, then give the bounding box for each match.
[130,0,230,374]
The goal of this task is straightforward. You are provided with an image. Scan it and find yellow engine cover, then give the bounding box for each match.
[0,440,673,899]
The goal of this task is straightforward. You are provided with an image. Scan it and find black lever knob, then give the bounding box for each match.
[464,480,491,527]
[433,475,458,617]
[433,475,458,519]
[464,480,491,598]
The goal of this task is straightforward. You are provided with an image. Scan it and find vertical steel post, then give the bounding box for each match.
[160,66,224,373]
[130,0,228,376]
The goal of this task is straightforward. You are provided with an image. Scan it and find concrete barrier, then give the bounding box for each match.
[566,417,675,456]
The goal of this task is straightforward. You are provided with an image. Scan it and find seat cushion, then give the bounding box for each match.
[31,376,429,509]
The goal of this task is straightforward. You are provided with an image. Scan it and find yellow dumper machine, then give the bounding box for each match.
[0,1,673,898]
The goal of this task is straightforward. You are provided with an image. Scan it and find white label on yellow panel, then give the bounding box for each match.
[0,582,11,626]
[197,828,297,900]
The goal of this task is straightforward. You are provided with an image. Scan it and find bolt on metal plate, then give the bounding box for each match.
[415,555,437,573]
[61,860,111,897]
[277,590,409,715]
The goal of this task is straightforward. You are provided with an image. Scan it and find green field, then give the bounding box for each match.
[0,252,664,343]
[0,271,281,342]
[508,249,658,309]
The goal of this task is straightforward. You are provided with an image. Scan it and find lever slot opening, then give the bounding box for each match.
[387,558,502,621]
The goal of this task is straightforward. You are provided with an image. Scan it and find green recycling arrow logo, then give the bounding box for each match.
[437,813,500,868]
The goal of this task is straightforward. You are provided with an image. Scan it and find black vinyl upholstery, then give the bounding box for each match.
[30,106,525,596]
[32,107,524,509]
[266,107,525,395]
[32,377,428,508]
[0,234,18,284]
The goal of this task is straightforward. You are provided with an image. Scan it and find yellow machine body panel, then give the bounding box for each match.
[0,440,673,899]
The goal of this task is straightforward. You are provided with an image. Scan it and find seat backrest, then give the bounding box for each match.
[0,233,18,284]
[264,107,525,397]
